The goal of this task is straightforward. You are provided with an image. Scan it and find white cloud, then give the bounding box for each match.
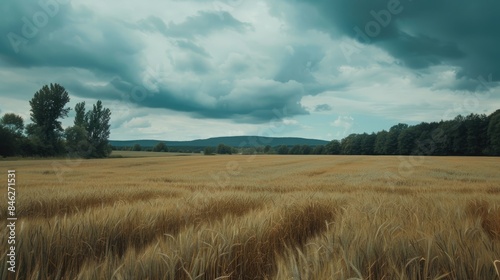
[282,118,298,125]
[331,116,354,129]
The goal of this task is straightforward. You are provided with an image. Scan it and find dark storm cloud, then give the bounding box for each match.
[275,45,324,84]
[138,10,252,39]
[270,0,500,86]
[164,77,307,122]
[0,1,307,123]
[0,0,141,81]
[214,78,308,121]
[67,75,308,123]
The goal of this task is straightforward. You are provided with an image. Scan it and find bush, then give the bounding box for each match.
[204,147,216,155]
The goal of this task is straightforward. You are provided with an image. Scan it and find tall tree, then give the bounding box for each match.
[65,102,91,157]
[341,134,362,155]
[464,113,488,155]
[435,118,465,155]
[28,83,70,155]
[74,102,86,127]
[386,124,408,155]
[360,133,376,155]
[374,130,388,155]
[0,113,24,136]
[450,115,467,155]
[398,127,417,155]
[85,100,112,158]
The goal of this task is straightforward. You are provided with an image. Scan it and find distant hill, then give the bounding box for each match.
[109,136,329,148]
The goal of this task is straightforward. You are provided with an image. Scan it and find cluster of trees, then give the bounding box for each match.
[275,143,340,155]
[121,142,169,152]
[0,83,112,158]
[112,144,208,153]
[203,144,234,155]
[336,111,500,156]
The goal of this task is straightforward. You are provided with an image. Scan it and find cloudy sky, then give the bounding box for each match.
[1,0,499,141]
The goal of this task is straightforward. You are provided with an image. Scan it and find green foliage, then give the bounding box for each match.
[264,145,272,154]
[374,131,388,155]
[300,145,312,155]
[398,128,417,155]
[85,100,112,158]
[0,113,26,156]
[331,112,498,156]
[241,147,256,155]
[216,143,232,154]
[325,140,341,155]
[1,113,24,136]
[341,134,362,155]
[0,83,115,158]
[385,123,408,155]
[132,144,142,151]
[28,83,70,155]
[0,125,17,157]
[153,142,168,152]
[204,146,216,155]
[74,102,86,127]
[487,110,500,155]
[276,145,289,155]
[361,133,376,155]
[289,145,302,155]
[464,114,489,155]
[341,133,376,155]
[312,145,325,155]
[65,125,91,157]
[64,100,111,158]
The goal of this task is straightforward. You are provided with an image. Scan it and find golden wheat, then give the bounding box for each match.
[0,154,499,279]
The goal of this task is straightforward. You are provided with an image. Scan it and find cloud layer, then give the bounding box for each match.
[1,0,499,140]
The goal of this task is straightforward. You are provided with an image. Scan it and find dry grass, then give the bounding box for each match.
[0,155,499,279]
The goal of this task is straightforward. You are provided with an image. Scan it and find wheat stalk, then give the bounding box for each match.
[494,260,500,278]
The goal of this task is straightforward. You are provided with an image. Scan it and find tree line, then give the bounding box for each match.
[201,110,500,156]
[334,110,500,156]
[0,83,111,158]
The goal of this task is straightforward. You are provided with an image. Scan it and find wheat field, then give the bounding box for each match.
[1,154,500,279]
